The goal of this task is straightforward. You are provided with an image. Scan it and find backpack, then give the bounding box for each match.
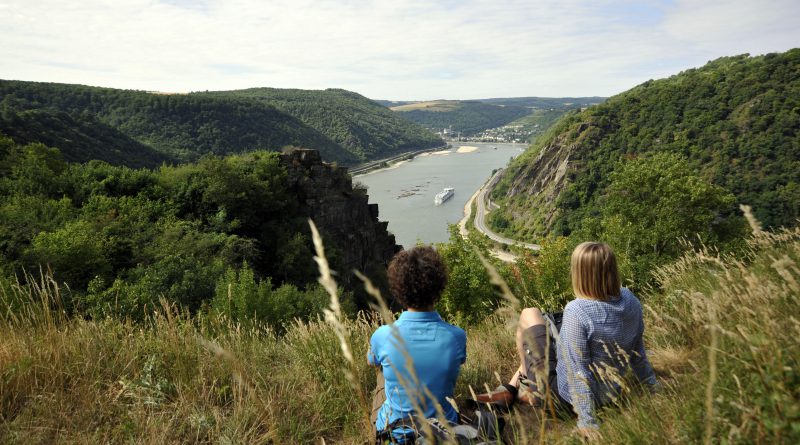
[375,410,503,444]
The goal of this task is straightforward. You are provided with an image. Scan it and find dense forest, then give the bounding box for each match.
[208,88,444,160]
[0,81,442,167]
[0,107,173,168]
[491,49,800,250]
[0,134,395,327]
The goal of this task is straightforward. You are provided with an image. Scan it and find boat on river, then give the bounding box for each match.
[434,187,455,205]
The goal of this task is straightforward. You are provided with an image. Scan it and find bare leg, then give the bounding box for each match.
[371,368,386,438]
[508,307,546,387]
[475,308,547,406]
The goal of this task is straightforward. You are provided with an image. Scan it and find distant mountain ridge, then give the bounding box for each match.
[387,100,532,135]
[489,49,800,240]
[0,80,442,167]
[379,96,605,137]
[476,96,604,108]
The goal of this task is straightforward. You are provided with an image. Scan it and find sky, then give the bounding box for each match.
[1,0,798,100]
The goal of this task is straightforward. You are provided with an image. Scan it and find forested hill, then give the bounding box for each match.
[476,96,605,108]
[388,100,532,135]
[489,49,800,241]
[385,97,604,136]
[207,88,444,160]
[0,135,398,324]
[0,107,171,168]
[0,80,360,165]
[0,81,443,167]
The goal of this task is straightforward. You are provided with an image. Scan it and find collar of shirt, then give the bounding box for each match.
[397,311,443,322]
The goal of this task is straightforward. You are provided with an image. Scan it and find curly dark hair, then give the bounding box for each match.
[387,246,448,310]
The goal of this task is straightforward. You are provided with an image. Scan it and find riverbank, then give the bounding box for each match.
[348,145,448,176]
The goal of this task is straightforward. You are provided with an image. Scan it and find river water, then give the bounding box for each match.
[355,142,525,247]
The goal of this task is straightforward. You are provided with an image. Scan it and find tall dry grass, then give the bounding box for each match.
[1,215,798,444]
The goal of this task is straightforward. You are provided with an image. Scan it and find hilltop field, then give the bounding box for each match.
[1,215,798,444]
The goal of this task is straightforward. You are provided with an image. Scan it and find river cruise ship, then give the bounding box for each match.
[434,187,455,205]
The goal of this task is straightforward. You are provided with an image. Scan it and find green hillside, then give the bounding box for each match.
[0,81,443,167]
[0,134,400,325]
[0,80,358,165]
[391,100,533,135]
[490,50,800,242]
[211,88,444,160]
[0,107,172,168]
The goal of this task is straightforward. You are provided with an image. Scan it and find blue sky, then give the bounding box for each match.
[1,0,798,99]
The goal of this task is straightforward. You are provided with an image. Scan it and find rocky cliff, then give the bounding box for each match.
[281,149,400,292]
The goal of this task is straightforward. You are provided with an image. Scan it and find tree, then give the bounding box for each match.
[596,152,741,284]
[435,226,499,324]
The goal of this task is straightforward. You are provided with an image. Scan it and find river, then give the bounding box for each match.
[354,142,525,247]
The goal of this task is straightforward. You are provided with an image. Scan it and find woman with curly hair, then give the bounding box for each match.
[368,246,467,440]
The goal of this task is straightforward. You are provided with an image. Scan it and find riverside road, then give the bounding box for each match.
[474,169,541,250]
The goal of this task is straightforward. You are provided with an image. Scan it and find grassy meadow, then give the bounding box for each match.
[1,219,798,444]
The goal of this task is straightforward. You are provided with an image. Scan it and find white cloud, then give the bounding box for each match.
[0,0,797,99]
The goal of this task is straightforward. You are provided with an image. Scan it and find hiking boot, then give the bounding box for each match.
[516,387,541,407]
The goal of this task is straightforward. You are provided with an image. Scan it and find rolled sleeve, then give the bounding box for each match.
[457,329,467,364]
[368,331,381,366]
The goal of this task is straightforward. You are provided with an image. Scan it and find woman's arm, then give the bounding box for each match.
[560,305,600,429]
[631,317,658,389]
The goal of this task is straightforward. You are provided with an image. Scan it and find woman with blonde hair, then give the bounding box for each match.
[476,242,658,436]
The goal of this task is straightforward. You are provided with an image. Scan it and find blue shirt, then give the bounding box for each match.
[556,288,658,428]
[368,311,467,431]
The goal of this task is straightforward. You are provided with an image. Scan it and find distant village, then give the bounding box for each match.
[435,105,591,143]
[436,123,537,143]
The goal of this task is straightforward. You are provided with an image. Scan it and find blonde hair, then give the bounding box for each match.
[570,242,621,301]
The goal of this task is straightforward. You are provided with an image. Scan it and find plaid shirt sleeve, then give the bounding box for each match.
[559,304,599,429]
[630,308,658,389]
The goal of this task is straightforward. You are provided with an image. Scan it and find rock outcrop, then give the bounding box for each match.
[281,149,400,289]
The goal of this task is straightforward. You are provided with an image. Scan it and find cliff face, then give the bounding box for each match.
[281,149,400,290]
[491,119,600,239]
[504,130,576,229]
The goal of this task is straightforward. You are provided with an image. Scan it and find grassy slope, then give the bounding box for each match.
[389,100,464,112]
[1,223,798,444]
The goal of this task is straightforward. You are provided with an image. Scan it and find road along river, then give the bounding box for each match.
[354,142,525,247]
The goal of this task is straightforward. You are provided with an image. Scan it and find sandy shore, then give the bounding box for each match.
[458,187,481,237]
[456,146,479,153]
[418,150,452,157]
